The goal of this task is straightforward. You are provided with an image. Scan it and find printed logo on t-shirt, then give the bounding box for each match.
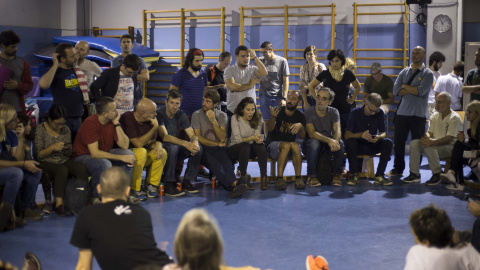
[279,121,294,134]
[115,77,134,114]
[65,74,80,90]
[114,205,132,215]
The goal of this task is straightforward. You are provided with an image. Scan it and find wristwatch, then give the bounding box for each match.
[113,123,121,128]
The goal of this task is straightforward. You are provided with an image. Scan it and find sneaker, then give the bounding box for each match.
[198,168,210,178]
[147,185,159,198]
[446,182,465,191]
[182,181,199,193]
[23,251,41,270]
[43,201,53,214]
[440,171,456,184]
[386,169,403,176]
[275,177,287,190]
[307,177,321,187]
[165,183,185,197]
[306,254,329,270]
[347,173,360,186]
[54,205,66,217]
[332,175,342,186]
[245,174,254,190]
[402,173,421,183]
[295,177,306,189]
[130,190,147,201]
[127,196,141,204]
[425,174,441,186]
[374,175,392,186]
[228,183,247,199]
[23,208,43,221]
[93,198,102,204]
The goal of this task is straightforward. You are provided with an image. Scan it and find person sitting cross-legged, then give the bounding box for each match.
[266,90,306,190]
[345,93,393,186]
[402,92,462,185]
[119,98,167,198]
[191,89,248,198]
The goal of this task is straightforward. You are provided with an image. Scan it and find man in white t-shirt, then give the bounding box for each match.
[434,61,464,111]
[75,41,102,87]
[404,204,480,270]
[90,54,141,115]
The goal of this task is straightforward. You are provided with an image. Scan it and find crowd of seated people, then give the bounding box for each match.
[2,29,480,235]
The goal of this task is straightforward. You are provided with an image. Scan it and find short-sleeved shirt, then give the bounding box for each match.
[0,57,25,112]
[315,69,357,114]
[268,106,306,143]
[70,200,173,270]
[224,64,259,113]
[111,55,147,102]
[115,71,135,114]
[434,73,463,111]
[466,68,480,101]
[51,68,84,118]
[305,106,340,138]
[393,64,434,118]
[119,111,157,148]
[346,106,385,136]
[191,108,227,143]
[258,56,290,97]
[206,65,227,102]
[78,59,102,87]
[156,106,190,138]
[170,67,208,116]
[363,75,394,100]
[33,123,72,164]
[428,110,463,144]
[72,114,118,157]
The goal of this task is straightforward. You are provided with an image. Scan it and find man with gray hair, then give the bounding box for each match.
[363,62,394,114]
[70,167,174,270]
[345,93,393,186]
[403,92,463,185]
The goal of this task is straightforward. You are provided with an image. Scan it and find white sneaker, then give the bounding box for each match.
[446,183,465,191]
[440,171,456,184]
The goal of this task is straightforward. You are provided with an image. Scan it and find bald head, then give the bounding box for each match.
[135,98,157,122]
[98,167,130,200]
[75,40,90,62]
[411,46,426,65]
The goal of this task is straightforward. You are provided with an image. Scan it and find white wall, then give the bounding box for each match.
[0,0,61,28]
[90,0,418,28]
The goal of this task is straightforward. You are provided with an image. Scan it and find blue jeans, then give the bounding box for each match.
[201,146,236,190]
[163,143,202,183]
[0,167,41,210]
[259,94,282,120]
[303,138,345,177]
[74,148,134,198]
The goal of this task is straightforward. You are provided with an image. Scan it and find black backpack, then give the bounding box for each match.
[316,149,333,185]
[64,178,89,216]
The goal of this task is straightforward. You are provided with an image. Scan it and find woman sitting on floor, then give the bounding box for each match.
[33,104,89,216]
[440,100,480,190]
[228,97,268,190]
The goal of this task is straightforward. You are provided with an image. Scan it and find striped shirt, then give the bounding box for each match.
[171,67,208,116]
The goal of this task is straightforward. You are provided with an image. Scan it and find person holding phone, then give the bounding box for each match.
[33,104,89,216]
[344,93,393,186]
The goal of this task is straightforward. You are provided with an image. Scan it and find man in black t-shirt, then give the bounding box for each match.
[205,51,232,112]
[70,167,174,270]
[266,90,306,190]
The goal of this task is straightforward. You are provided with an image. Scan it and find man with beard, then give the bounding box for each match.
[388,46,434,177]
[0,30,33,114]
[191,89,248,198]
[225,45,267,135]
[40,43,89,139]
[463,48,480,101]
[303,87,344,187]
[345,93,393,186]
[205,51,232,113]
[169,48,208,117]
[266,90,306,190]
[111,34,149,106]
[258,41,290,136]
[427,51,446,117]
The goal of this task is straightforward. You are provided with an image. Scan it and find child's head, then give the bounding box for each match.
[409,204,453,248]
[174,209,223,270]
[17,114,32,135]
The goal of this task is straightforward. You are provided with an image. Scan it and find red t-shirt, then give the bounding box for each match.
[72,115,118,157]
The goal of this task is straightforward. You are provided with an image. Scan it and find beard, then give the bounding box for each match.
[433,63,440,72]
[286,103,296,110]
[5,50,16,57]
[191,64,202,72]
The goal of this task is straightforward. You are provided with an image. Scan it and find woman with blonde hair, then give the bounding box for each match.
[173,208,259,270]
[440,100,480,190]
[299,45,326,110]
[0,104,42,222]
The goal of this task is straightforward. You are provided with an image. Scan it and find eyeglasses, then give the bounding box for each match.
[316,96,329,102]
[53,120,66,127]
[371,71,381,76]
[366,105,380,114]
